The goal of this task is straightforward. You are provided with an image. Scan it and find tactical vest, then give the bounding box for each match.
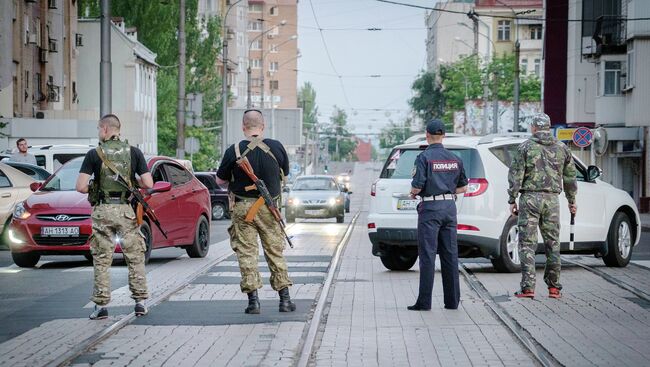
[98,138,131,203]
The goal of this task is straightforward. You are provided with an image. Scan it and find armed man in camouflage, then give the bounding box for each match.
[507,113,578,299]
[216,109,295,314]
[76,114,154,319]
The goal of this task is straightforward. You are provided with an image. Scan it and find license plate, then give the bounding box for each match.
[41,226,80,236]
[397,199,419,210]
[305,209,324,215]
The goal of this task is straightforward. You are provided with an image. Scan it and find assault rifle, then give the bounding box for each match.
[236,157,294,248]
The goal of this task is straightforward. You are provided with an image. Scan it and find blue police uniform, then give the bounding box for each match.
[408,120,468,311]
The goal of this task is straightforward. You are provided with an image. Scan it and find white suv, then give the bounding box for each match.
[368,134,641,272]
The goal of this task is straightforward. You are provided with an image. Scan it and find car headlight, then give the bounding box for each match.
[13,202,31,220]
[288,198,300,206]
[328,198,337,206]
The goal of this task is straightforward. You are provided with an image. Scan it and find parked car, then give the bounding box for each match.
[285,175,346,223]
[368,133,641,272]
[0,163,36,243]
[2,144,92,173]
[195,172,230,220]
[4,162,51,181]
[7,156,211,267]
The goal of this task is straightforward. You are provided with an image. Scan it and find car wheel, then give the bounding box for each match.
[491,216,521,273]
[140,222,153,264]
[84,253,93,262]
[212,203,227,221]
[186,216,210,258]
[603,212,633,267]
[12,252,40,268]
[380,248,418,271]
[286,213,295,223]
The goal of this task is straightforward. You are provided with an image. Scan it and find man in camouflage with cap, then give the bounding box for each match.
[507,113,578,299]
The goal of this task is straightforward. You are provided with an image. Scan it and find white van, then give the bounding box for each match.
[2,145,93,173]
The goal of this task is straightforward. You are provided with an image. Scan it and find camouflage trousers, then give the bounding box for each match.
[518,192,562,290]
[228,200,292,293]
[90,204,148,306]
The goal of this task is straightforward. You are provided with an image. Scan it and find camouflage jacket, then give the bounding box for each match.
[507,131,578,204]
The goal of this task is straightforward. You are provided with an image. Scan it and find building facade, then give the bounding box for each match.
[247,0,298,109]
[545,0,649,210]
[426,1,475,71]
[76,19,158,155]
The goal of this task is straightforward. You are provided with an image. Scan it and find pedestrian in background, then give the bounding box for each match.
[507,113,578,299]
[9,138,37,165]
[216,109,295,314]
[408,119,468,311]
[75,114,153,319]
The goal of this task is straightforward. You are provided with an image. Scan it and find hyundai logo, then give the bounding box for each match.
[54,215,70,222]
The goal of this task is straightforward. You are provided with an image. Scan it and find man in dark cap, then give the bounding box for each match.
[407,119,468,311]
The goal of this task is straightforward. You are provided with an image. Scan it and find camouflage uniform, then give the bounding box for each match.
[228,199,292,293]
[88,138,148,306]
[507,114,577,291]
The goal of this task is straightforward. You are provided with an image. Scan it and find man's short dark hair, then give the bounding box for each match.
[16,138,26,147]
[99,114,121,130]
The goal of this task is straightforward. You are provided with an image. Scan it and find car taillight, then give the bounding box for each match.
[464,178,488,197]
[371,180,378,197]
[457,224,479,231]
[368,223,376,229]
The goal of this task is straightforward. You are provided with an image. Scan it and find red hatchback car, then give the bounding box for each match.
[7,156,211,267]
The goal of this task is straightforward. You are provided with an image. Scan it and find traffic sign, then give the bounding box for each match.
[572,127,593,148]
[185,137,200,154]
[555,128,576,141]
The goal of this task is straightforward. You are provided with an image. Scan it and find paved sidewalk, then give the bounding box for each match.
[312,215,536,367]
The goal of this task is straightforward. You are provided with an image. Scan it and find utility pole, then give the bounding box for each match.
[260,13,266,108]
[99,0,111,117]
[493,71,499,133]
[513,39,521,132]
[176,0,186,159]
[221,0,244,156]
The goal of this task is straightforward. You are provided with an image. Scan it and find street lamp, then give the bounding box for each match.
[220,0,244,158]
[246,20,287,108]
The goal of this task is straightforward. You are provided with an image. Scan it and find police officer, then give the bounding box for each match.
[76,114,153,319]
[408,119,468,311]
[216,109,295,314]
[508,113,577,299]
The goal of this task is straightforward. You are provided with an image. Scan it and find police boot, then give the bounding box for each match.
[245,290,260,314]
[278,287,296,312]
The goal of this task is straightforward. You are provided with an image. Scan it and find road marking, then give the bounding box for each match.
[207,271,325,277]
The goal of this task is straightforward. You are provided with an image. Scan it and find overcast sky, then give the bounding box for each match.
[297,0,433,138]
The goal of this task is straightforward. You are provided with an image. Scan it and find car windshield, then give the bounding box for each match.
[380,147,484,179]
[292,178,338,191]
[40,158,84,191]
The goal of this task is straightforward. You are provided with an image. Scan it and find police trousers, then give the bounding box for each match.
[90,204,148,306]
[228,200,292,293]
[416,200,460,309]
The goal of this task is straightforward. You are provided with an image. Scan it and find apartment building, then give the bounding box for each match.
[545,0,650,209]
[425,1,475,71]
[247,0,298,109]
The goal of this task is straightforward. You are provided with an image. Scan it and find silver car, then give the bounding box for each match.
[285,175,346,223]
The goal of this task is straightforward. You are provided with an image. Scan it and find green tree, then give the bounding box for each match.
[409,71,444,122]
[379,119,413,149]
[298,82,318,133]
[78,0,223,171]
[325,106,357,161]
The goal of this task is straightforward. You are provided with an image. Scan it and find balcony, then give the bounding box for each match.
[593,15,626,56]
[595,95,625,125]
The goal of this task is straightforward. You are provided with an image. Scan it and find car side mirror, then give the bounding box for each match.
[341,186,348,193]
[587,165,602,181]
[151,181,172,193]
[30,182,42,192]
[282,186,290,193]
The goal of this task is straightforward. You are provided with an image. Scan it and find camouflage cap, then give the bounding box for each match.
[528,113,551,130]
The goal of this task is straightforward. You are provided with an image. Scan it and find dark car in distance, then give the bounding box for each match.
[195,172,230,220]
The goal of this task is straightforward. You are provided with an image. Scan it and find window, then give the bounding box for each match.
[248,21,262,31]
[270,80,279,90]
[152,165,168,183]
[197,175,216,190]
[270,6,278,16]
[251,39,262,50]
[530,26,542,40]
[165,164,192,186]
[250,59,261,69]
[380,148,484,179]
[520,58,528,75]
[534,59,541,77]
[251,78,261,87]
[0,170,12,188]
[249,3,262,12]
[581,0,621,38]
[269,61,278,72]
[269,44,278,53]
[603,61,622,95]
[34,72,42,101]
[237,32,243,46]
[626,41,634,89]
[14,166,37,180]
[53,154,85,171]
[497,20,511,41]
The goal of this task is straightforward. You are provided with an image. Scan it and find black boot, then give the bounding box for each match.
[245,290,260,314]
[278,287,296,312]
